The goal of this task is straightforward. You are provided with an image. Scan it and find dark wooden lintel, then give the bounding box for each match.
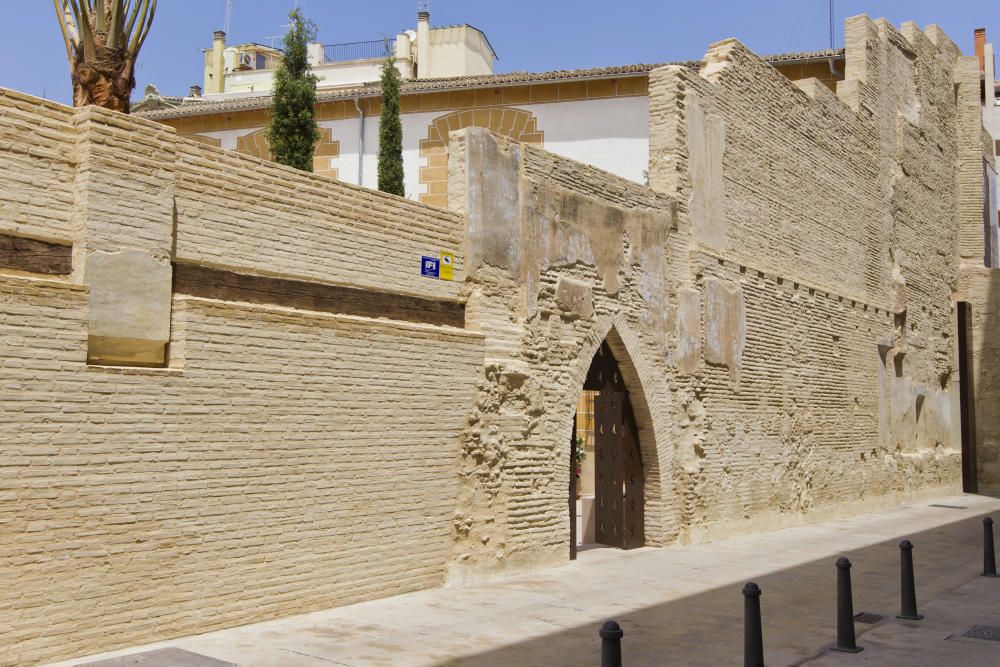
[0,233,72,276]
[173,263,465,328]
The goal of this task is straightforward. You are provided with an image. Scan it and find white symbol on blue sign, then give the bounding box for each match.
[421,256,440,279]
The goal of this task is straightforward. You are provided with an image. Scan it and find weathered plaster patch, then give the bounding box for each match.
[521,181,629,316]
[464,128,522,277]
[703,277,745,385]
[632,209,673,348]
[685,92,726,251]
[677,288,701,374]
[555,276,593,320]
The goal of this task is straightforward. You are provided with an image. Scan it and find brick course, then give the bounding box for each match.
[0,15,996,666]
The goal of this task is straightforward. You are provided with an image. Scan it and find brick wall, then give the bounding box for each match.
[0,88,482,665]
[639,18,973,539]
[173,137,465,300]
[0,14,994,664]
[0,90,77,244]
[0,279,482,665]
[449,17,982,579]
[0,88,465,300]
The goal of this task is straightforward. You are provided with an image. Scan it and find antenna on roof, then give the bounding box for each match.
[224,0,233,34]
[418,0,429,13]
[828,0,834,50]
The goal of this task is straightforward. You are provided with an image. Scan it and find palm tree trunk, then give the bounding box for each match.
[70,47,134,113]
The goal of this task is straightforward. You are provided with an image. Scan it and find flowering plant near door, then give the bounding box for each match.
[574,436,587,497]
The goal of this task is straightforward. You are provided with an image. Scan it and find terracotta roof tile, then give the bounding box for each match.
[136,49,845,121]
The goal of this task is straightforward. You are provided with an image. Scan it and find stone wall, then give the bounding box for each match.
[0,14,995,666]
[447,16,985,579]
[0,88,482,666]
[447,129,684,579]
[644,18,975,540]
[960,269,1000,491]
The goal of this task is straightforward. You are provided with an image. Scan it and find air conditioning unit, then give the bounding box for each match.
[239,53,254,69]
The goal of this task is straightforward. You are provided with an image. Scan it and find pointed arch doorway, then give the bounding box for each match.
[570,340,645,559]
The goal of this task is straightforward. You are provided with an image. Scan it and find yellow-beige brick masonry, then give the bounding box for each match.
[0,14,998,667]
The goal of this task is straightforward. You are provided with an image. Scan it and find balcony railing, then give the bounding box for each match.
[322,39,396,63]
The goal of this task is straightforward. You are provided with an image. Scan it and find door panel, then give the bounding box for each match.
[622,402,644,549]
[570,414,578,559]
[581,340,645,551]
[594,389,624,548]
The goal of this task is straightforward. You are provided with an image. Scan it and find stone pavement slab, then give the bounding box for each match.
[803,575,1000,667]
[47,494,1000,667]
[74,648,236,667]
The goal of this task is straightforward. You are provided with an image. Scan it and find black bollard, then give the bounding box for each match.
[832,557,863,653]
[599,620,623,667]
[743,582,764,667]
[897,540,923,620]
[984,518,998,577]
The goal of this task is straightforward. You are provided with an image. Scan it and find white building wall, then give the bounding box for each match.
[198,128,253,151]
[322,117,360,185]
[225,69,275,94]
[425,27,494,78]
[528,97,649,186]
[462,32,495,77]
[994,100,999,143]
[985,43,996,142]
[332,112,428,196]
[191,96,650,202]
[312,62,385,89]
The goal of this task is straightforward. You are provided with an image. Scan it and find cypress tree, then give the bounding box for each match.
[378,56,405,196]
[266,9,320,171]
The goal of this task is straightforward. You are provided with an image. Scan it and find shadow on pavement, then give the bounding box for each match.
[440,506,998,667]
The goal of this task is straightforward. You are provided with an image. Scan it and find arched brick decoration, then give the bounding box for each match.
[235,128,270,160]
[311,128,340,180]
[419,107,543,207]
[235,127,340,180]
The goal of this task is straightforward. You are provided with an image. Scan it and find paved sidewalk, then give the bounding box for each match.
[49,494,1000,667]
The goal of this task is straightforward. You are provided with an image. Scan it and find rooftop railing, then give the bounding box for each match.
[322,39,396,63]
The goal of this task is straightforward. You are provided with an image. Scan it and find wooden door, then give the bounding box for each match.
[594,388,624,548]
[580,341,646,551]
[570,414,578,560]
[622,401,644,549]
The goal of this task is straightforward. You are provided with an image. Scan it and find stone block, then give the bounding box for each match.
[84,249,172,366]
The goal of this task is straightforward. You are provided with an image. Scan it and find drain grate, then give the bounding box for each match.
[929,504,968,509]
[962,625,1000,642]
[854,612,885,624]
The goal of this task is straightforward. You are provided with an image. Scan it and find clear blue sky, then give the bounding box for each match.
[2,1,996,104]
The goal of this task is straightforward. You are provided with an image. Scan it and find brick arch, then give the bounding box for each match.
[235,127,340,180]
[419,107,544,207]
[564,315,677,548]
[235,128,270,160]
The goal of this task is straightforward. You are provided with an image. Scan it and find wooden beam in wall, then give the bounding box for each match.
[0,233,72,275]
[174,263,465,328]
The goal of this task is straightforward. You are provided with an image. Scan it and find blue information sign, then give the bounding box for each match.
[420,256,440,278]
